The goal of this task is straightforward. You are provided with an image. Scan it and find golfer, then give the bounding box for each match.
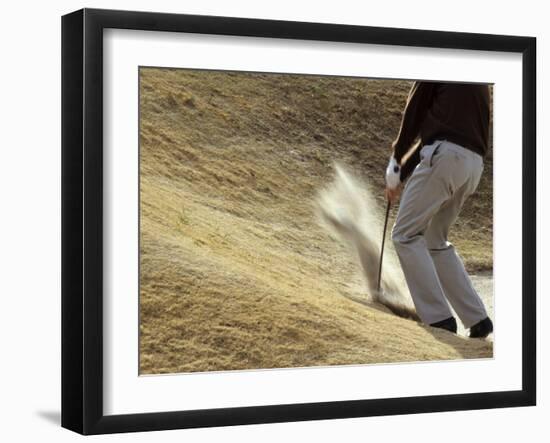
[385,81,493,338]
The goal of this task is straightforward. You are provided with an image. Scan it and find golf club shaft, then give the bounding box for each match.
[377,200,391,292]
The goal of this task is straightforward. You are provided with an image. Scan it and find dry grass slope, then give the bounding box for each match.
[139,68,493,374]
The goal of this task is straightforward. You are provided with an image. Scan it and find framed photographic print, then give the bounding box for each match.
[61,8,536,435]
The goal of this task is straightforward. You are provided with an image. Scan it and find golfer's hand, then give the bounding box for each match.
[385,155,402,203]
[385,185,401,203]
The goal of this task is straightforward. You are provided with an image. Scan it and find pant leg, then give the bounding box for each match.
[424,149,488,328]
[392,140,474,325]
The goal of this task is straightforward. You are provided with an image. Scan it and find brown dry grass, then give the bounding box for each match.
[139,68,493,374]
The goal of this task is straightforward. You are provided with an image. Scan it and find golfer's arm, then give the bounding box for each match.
[392,82,435,163]
[400,145,421,182]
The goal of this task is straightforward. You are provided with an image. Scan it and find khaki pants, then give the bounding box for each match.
[391,140,488,327]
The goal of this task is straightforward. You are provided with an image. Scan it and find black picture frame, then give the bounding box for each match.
[61,8,536,435]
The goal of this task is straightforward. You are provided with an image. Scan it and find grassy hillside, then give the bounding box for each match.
[139,68,493,374]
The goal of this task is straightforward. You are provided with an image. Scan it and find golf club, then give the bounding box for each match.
[377,199,391,292]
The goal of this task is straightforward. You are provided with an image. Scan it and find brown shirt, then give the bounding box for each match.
[393,81,490,181]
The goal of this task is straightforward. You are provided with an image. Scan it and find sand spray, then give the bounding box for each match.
[317,163,419,321]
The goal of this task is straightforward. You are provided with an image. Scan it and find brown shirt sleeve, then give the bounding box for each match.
[392,82,436,163]
[399,145,421,182]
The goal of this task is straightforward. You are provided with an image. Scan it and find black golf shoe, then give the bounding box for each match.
[469,317,493,338]
[430,316,457,334]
